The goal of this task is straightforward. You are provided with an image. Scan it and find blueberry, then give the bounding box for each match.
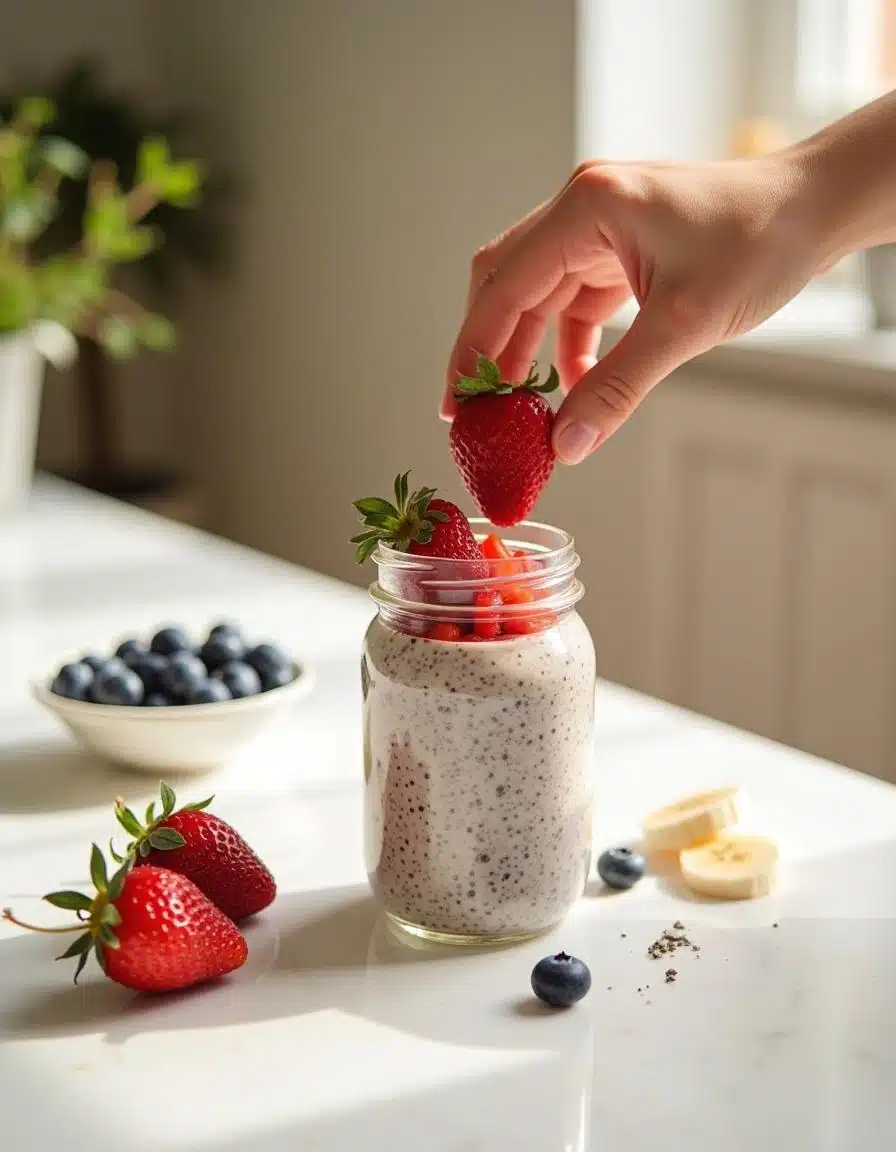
[50,662,95,701]
[208,621,243,644]
[258,661,294,692]
[90,661,144,706]
[144,693,170,707]
[187,679,233,705]
[124,651,168,694]
[246,642,290,676]
[81,653,107,675]
[161,651,207,700]
[596,846,646,890]
[213,660,262,699]
[531,952,592,1008]
[200,631,246,672]
[150,626,192,656]
[115,638,143,661]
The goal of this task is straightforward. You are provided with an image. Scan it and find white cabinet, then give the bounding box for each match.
[631,372,896,784]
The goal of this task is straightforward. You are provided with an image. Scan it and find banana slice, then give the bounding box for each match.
[680,834,778,900]
[642,786,739,852]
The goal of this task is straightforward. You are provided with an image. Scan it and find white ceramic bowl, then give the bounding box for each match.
[32,655,314,776]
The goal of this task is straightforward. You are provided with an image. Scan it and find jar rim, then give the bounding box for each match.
[371,518,575,572]
[368,518,584,622]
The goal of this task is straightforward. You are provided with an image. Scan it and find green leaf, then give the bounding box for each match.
[354,497,398,519]
[148,827,186,851]
[73,949,90,984]
[44,890,92,913]
[161,161,203,207]
[144,801,157,826]
[101,904,122,927]
[56,933,92,961]
[160,782,177,816]
[181,795,214,812]
[0,261,38,333]
[98,316,138,359]
[89,844,108,892]
[108,838,125,865]
[138,840,151,858]
[529,364,560,394]
[139,313,176,351]
[39,136,88,179]
[454,376,512,397]
[350,530,380,545]
[475,354,501,387]
[107,858,131,902]
[136,136,170,186]
[99,924,120,948]
[393,472,410,511]
[2,189,55,242]
[93,941,107,974]
[17,97,54,129]
[105,226,159,262]
[116,805,144,839]
[355,536,380,564]
[37,256,104,322]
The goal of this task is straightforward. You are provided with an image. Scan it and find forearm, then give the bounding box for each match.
[788,88,896,266]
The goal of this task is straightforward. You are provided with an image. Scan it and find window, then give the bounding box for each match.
[794,0,896,124]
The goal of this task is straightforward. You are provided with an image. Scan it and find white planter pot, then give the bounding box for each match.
[0,324,77,514]
[0,332,44,514]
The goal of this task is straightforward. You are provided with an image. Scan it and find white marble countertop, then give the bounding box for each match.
[2,477,895,1151]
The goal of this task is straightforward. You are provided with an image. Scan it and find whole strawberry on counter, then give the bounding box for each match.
[2,846,247,992]
[351,471,483,565]
[449,354,559,526]
[112,782,276,922]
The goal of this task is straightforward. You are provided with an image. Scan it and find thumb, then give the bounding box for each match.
[552,303,700,464]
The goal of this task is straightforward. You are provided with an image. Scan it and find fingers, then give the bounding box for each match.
[552,302,704,464]
[443,177,604,419]
[556,283,633,393]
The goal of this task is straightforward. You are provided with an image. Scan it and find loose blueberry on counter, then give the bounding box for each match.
[596,846,646,890]
[150,626,192,657]
[187,679,233,704]
[161,651,207,700]
[144,693,170,707]
[200,631,246,672]
[90,661,144,706]
[50,662,95,701]
[213,660,262,699]
[531,952,592,1008]
[124,651,168,694]
[115,638,143,661]
[81,653,107,675]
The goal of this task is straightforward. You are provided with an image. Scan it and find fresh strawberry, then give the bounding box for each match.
[351,472,482,564]
[2,846,246,992]
[113,782,276,922]
[450,355,559,526]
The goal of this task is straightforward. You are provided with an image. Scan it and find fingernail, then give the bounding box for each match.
[554,421,599,465]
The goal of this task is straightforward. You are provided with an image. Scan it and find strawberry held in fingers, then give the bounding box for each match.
[114,782,276,922]
[450,355,559,526]
[351,472,482,563]
[2,846,247,993]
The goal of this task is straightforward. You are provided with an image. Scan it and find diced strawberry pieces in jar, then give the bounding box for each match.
[427,622,463,642]
[474,589,502,639]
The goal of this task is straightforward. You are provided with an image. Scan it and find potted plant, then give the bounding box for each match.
[0,78,207,513]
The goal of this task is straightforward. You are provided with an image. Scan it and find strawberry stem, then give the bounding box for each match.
[2,908,84,934]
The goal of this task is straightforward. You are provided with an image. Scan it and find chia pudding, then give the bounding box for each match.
[362,525,595,943]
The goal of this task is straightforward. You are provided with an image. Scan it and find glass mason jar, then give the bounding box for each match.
[361,520,596,945]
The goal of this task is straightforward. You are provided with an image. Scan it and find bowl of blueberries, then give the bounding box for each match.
[33,621,313,774]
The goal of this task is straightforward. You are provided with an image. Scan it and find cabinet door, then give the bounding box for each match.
[642,377,896,783]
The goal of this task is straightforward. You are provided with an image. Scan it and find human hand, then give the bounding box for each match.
[443,153,822,463]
